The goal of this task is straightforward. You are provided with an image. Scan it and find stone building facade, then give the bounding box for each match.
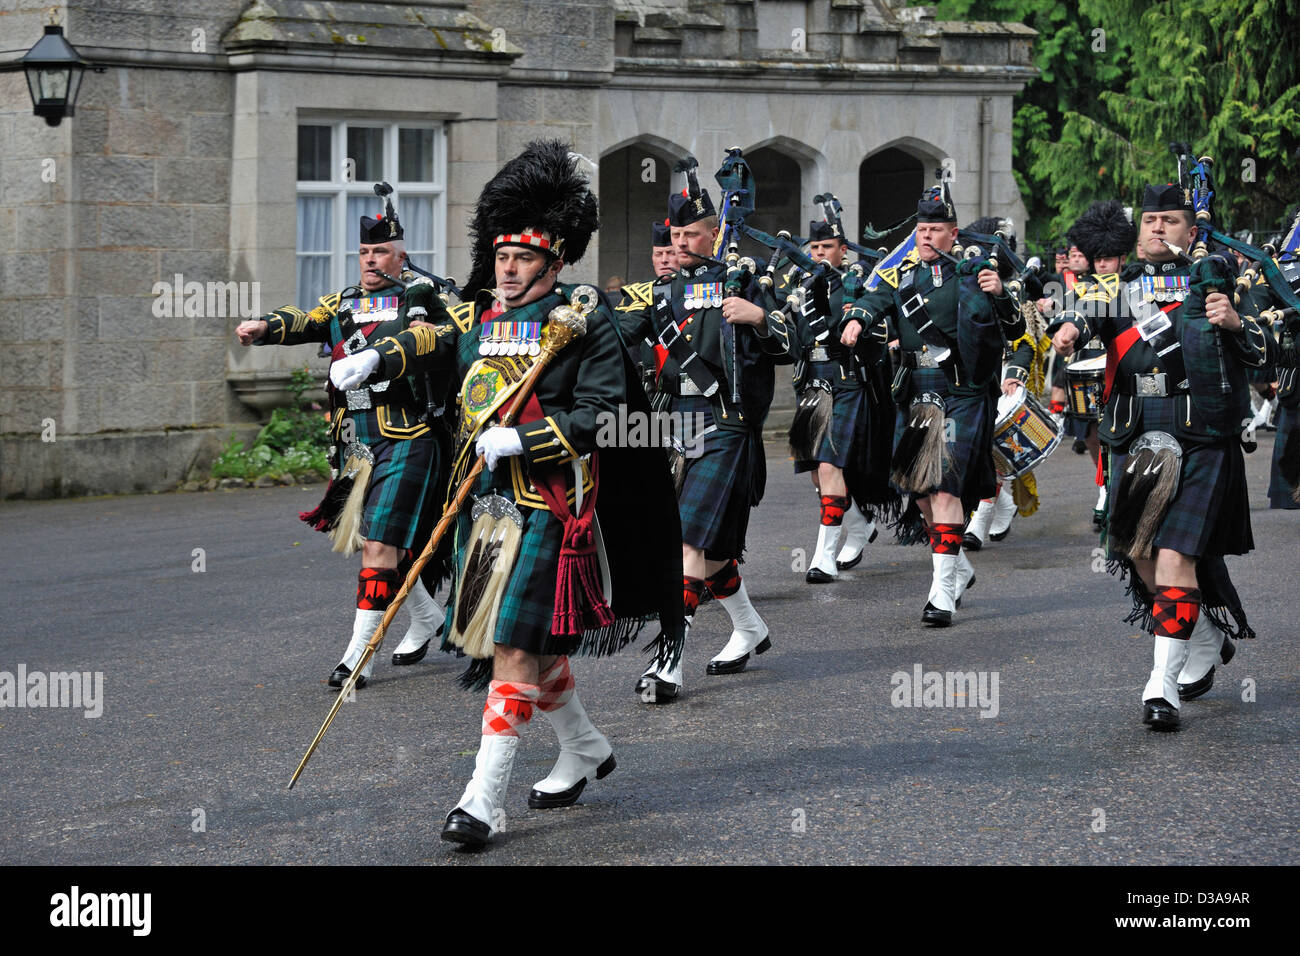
[0,0,1034,497]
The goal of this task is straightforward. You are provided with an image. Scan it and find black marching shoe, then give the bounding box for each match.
[328,663,367,690]
[962,533,982,552]
[1178,635,1236,701]
[440,809,491,848]
[527,754,616,809]
[705,637,772,675]
[635,674,679,703]
[805,567,835,584]
[921,602,953,627]
[988,528,1011,542]
[1142,698,1180,730]
[391,639,430,666]
[1177,668,1214,702]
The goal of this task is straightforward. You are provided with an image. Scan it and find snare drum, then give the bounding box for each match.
[991,388,1062,478]
[1065,355,1107,421]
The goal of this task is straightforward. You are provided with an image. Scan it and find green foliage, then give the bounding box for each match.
[210,367,330,480]
[921,0,1300,245]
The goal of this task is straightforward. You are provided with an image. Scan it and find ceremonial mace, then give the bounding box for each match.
[288,292,594,789]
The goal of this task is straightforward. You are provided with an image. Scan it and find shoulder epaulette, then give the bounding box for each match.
[448,301,475,333]
[616,280,655,313]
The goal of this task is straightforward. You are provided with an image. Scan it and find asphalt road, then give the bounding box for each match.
[1,434,1296,866]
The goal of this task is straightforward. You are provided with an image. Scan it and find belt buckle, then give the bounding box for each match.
[346,388,373,410]
[1136,372,1167,397]
[808,346,829,362]
[679,378,701,396]
[914,349,938,369]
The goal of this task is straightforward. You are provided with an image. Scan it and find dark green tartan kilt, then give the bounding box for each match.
[897,368,996,511]
[1246,363,1276,384]
[793,360,866,472]
[1269,404,1300,507]
[675,395,754,559]
[1107,396,1253,558]
[444,474,583,659]
[360,435,439,550]
[1064,414,1097,441]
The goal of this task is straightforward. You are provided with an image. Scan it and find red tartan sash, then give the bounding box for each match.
[518,392,615,637]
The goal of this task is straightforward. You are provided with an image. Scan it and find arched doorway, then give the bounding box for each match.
[859,147,926,251]
[598,140,680,286]
[742,146,803,262]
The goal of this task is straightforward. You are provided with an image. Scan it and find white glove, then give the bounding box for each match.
[330,350,380,390]
[476,426,523,472]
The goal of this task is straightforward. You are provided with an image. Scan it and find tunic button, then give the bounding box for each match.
[685,334,692,342]
[685,318,693,325]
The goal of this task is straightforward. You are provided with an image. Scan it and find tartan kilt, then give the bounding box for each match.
[1269,404,1300,507]
[793,360,865,472]
[898,367,996,511]
[1064,413,1097,441]
[444,476,583,659]
[675,395,754,559]
[1107,396,1253,558]
[359,435,440,550]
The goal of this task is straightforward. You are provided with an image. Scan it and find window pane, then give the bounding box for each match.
[404,253,433,274]
[297,196,332,252]
[347,126,384,183]
[297,255,331,307]
[399,128,435,182]
[400,196,433,253]
[348,195,378,247]
[297,126,331,182]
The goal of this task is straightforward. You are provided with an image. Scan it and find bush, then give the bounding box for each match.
[210,367,331,480]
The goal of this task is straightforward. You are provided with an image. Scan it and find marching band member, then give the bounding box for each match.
[236,189,453,688]
[619,156,791,699]
[842,184,1014,626]
[1052,182,1270,729]
[787,196,896,582]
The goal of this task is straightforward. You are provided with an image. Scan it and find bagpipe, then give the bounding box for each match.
[1165,143,1300,396]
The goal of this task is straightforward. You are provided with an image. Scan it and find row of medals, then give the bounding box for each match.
[479,319,542,357]
[683,281,724,310]
[1140,274,1189,303]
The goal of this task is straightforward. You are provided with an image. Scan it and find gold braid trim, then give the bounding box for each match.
[407,323,444,356]
[1012,471,1040,517]
[1012,299,1049,395]
[448,302,475,333]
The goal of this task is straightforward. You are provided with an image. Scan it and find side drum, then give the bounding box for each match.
[991,388,1062,478]
[1066,355,1107,421]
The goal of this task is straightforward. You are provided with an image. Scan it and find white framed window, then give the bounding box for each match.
[295,119,447,306]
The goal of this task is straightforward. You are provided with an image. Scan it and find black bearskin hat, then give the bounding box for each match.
[462,140,600,298]
[1068,200,1138,263]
